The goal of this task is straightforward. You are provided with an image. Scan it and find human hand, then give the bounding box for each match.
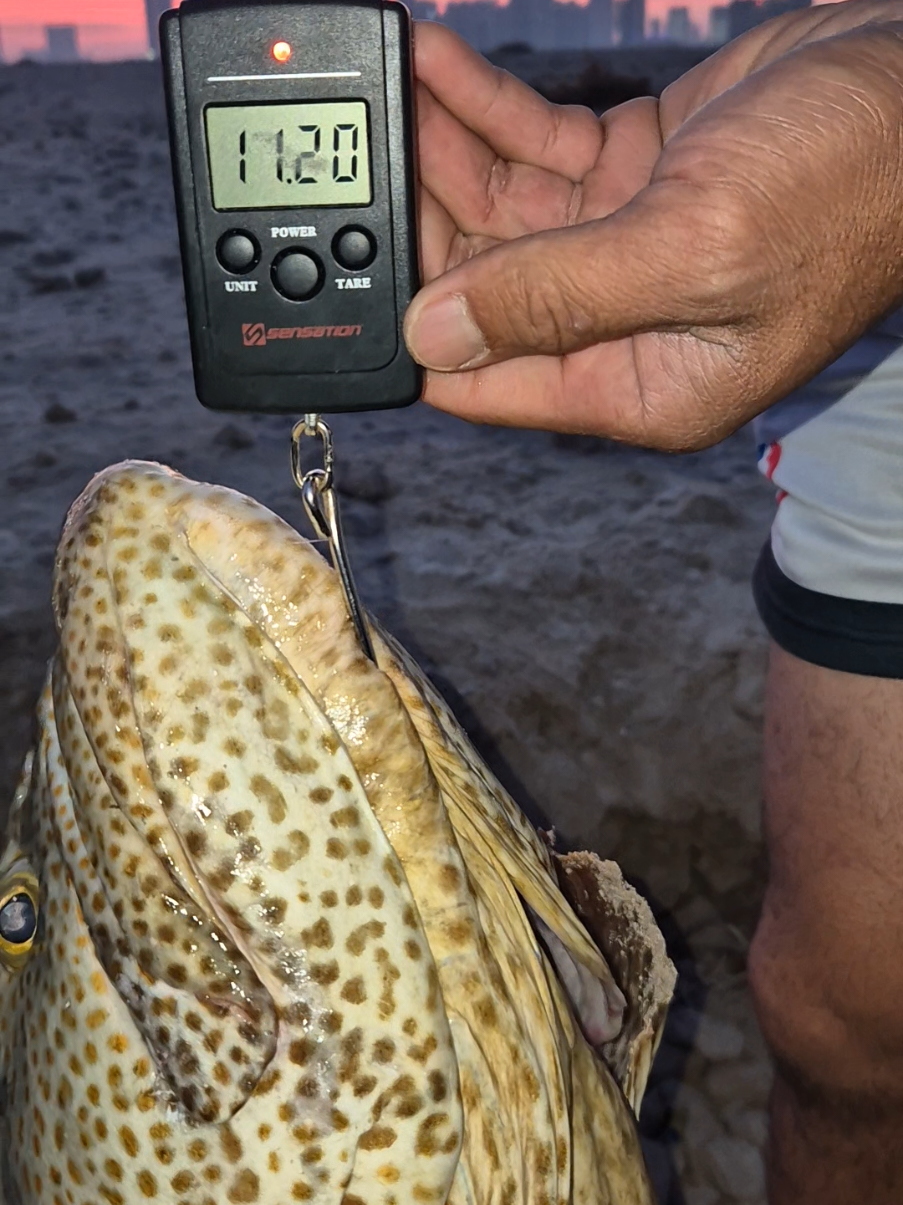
[407,4,903,450]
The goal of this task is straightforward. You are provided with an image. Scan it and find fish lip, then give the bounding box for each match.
[58,461,184,542]
[54,461,188,631]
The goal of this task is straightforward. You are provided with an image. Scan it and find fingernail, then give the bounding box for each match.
[406,294,486,370]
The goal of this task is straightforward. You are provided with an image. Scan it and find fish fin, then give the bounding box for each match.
[375,627,627,1024]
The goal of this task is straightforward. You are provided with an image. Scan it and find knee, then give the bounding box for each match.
[748,903,903,1106]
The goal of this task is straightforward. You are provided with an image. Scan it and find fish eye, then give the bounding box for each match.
[0,893,37,947]
[0,880,40,971]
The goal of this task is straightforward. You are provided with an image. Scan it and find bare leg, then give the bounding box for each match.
[750,643,903,1203]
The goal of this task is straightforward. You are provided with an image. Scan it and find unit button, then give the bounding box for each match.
[216,230,259,274]
[333,226,376,271]
[272,249,323,301]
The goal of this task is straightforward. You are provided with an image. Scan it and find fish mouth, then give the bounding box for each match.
[50,462,292,1123]
[49,460,413,1126]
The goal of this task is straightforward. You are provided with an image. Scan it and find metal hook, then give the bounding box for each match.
[291,414,334,493]
[291,416,376,664]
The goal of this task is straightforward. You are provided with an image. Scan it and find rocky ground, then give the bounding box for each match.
[0,54,776,1204]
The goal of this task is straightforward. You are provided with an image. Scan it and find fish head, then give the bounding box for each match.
[0,461,461,1205]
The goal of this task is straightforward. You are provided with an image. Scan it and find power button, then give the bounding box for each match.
[272,249,324,301]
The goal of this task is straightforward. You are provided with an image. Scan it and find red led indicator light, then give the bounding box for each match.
[272,40,292,63]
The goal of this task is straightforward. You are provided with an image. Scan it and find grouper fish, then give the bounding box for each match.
[0,462,675,1205]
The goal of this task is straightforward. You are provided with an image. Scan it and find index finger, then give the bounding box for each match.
[414,21,603,182]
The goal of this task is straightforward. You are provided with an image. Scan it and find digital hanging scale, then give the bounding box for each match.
[161,0,422,414]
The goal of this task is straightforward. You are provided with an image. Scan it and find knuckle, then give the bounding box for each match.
[669,183,774,320]
[498,260,597,355]
[484,157,514,218]
[537,100,588,162]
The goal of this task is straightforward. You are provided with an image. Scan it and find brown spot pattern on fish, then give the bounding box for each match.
[0,461,661,1205]
[2,464,461,1205]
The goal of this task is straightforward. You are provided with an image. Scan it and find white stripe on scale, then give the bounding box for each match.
[207,71,361,81]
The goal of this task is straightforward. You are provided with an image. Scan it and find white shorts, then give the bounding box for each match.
[753,311,903,677]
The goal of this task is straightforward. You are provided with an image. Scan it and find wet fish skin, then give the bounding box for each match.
[0,461,660,1205]
[1,464,460,1205]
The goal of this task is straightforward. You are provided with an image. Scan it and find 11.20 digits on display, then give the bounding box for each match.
[205,101,372,211]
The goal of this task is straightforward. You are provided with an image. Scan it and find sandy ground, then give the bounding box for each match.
[0,58,778,1205]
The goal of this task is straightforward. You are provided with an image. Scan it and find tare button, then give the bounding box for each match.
[333,226,376,271]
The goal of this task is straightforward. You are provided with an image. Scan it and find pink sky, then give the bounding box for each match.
[0,0,821,60]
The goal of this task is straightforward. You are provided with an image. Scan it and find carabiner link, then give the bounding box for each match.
[290,416,376,664]
[291,414,335,492]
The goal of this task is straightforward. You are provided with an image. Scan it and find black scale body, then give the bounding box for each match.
[162,0,421,414]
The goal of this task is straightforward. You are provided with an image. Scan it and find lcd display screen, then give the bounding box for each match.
[205,101,371,210]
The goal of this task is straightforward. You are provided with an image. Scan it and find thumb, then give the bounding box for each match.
[404,181,747,372]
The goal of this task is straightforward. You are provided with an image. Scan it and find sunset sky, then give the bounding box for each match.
[0,0,751,61]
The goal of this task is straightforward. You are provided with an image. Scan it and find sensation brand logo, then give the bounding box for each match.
[241,323,363,346]
[241,323,267,346]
